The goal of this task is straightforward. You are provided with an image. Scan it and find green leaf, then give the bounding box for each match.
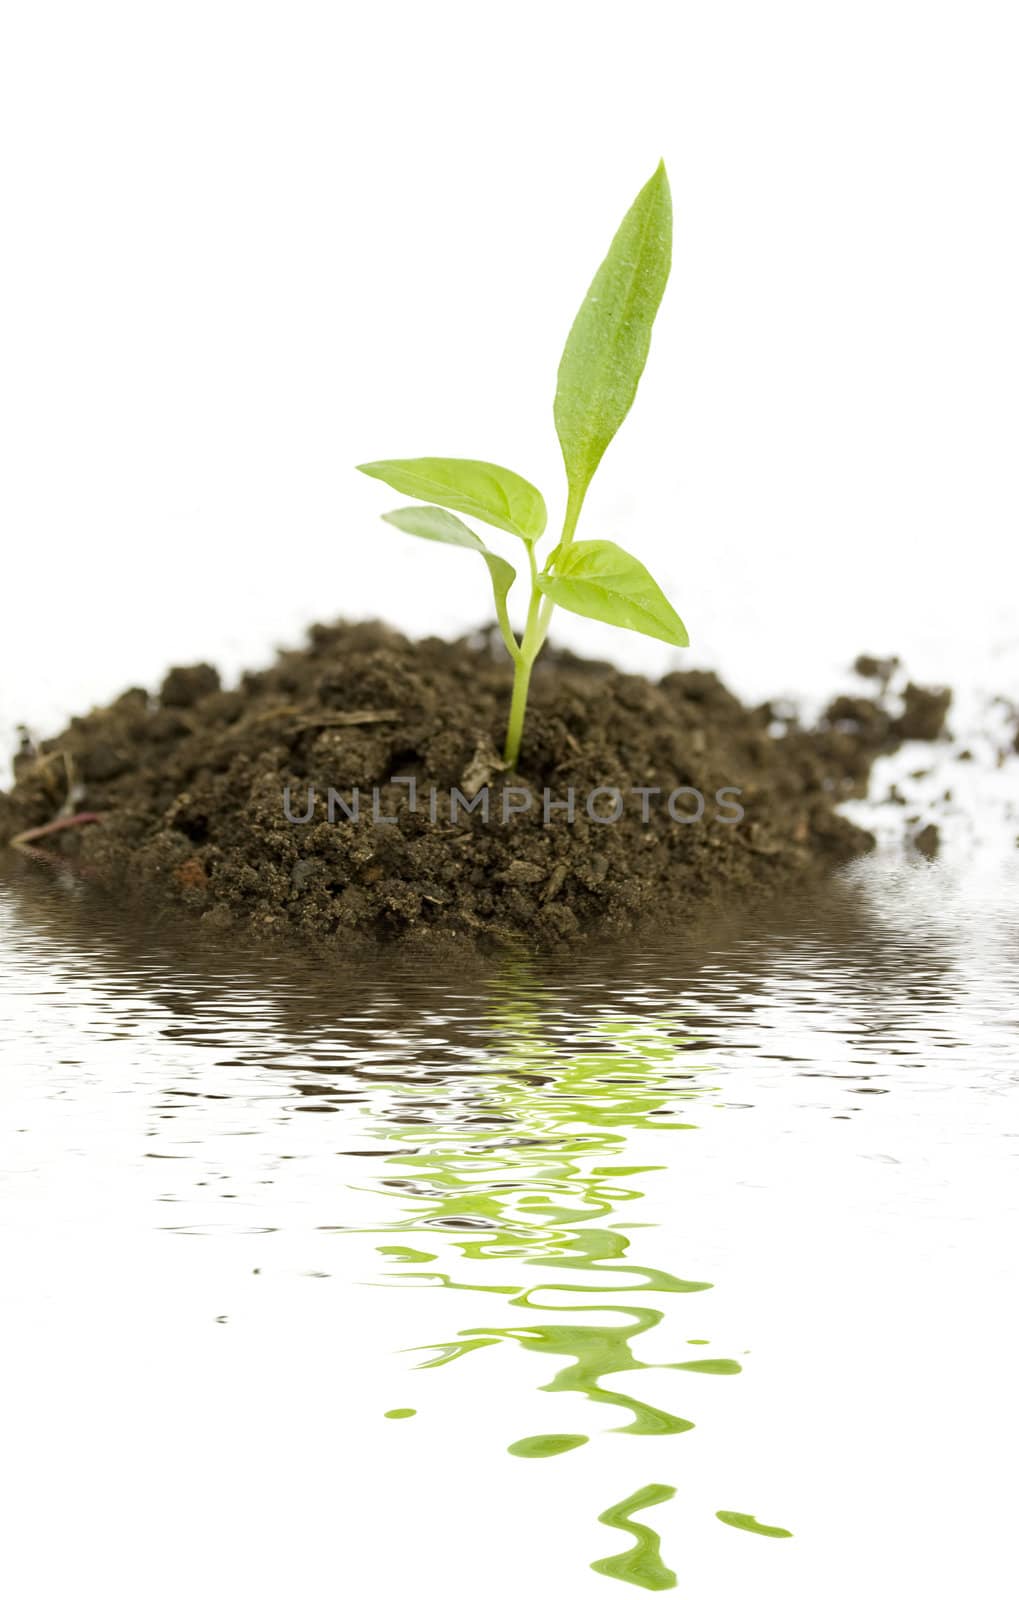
[536,539,688,647]
[554,161,672,509]
[359,457,546,542]
[380,505,516,607]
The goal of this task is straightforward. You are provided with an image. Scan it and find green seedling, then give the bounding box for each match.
[358,161,687,769]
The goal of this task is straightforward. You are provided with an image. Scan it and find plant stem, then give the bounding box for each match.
[502,655,533,770]
[502,545,543,768]
[494,592,522,663]
[560,482,586,549]
[501,486,588,768]
[534,482,586,649]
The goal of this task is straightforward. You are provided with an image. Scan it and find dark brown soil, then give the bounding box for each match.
[0,622,952,955]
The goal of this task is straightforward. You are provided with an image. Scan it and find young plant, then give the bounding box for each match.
[357,161,687,769]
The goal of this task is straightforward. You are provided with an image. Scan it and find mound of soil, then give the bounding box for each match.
[0,622,951,954]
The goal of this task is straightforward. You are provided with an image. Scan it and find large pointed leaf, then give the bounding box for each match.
[536,539,687,647]
[381,505,516,607]
[554,162,672,508]
[359,457,546,542]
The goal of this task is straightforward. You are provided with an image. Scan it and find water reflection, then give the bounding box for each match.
[593,1483,679,1591]
[359,990,735,1485]
[2,851,1018,1595]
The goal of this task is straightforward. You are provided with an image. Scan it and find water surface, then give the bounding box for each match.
[1,834,1017,1598]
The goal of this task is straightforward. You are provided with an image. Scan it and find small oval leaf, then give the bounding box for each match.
[536,539,688,647]
[360,457,546,542]
[382,503,484,553]
[554,162,672,506]
[381,505,516,605]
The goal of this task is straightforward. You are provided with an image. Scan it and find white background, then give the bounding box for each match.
[3,10,1019,1599]
[2,0,1018,760]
